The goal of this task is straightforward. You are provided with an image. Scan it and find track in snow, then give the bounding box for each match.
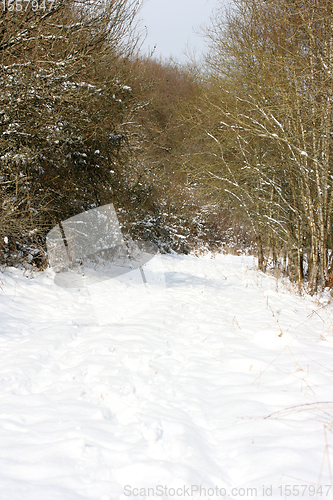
[0,253,332,500]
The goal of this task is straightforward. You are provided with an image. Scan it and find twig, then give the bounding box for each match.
[264,401,333,419]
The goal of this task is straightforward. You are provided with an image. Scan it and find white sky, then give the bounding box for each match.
[139,0,224,62]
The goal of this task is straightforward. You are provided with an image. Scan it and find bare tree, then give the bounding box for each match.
[190,0,333,291]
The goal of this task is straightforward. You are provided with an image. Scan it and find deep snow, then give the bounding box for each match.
[0,253,332,500]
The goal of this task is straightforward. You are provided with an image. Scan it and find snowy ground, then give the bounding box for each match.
[0,253,333,500]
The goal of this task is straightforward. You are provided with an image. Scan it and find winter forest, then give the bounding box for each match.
[1,0,333,294]
[2,1,333,497]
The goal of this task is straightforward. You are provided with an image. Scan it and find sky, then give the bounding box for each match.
[139,0,224,62]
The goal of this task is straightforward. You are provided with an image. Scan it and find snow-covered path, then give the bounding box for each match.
[0,254,332,500]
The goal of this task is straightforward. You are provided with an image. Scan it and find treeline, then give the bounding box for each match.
[0,0,248,268]
[1,0,331,293]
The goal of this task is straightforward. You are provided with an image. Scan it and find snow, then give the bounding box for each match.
[0,253,332,500]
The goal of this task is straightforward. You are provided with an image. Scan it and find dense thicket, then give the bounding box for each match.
[0,0,143,264]
[117,57,254,254]
[187,0,333,292]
